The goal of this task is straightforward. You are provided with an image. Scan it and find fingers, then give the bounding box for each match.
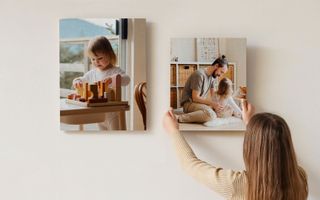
[169,110,174,118]
[74,82,83,88]
[163,109,179,133]
[164,109,173,119]
[212,102,223,112]
[168,110,174,118]
[217,104,224,112]
[168,107,173,112]
[103,78,112,84]
[168,108,177,120]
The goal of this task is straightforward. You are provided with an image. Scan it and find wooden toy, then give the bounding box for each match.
[84,83,89,101]
[89,84,99,100]
[66,74,126,107]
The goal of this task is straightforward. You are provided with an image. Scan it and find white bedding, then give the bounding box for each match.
[203,117,242,127]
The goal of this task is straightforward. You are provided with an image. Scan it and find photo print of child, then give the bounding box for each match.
[170,38,247,131]
[60,18,147,131]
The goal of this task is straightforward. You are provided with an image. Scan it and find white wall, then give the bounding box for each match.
[0,0,319,200]
[171,38,196,62]
[219,38,247,87]
[170,37,247,89]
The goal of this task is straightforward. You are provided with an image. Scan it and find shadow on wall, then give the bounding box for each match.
[247,46,265,112]
[145,22,154,130]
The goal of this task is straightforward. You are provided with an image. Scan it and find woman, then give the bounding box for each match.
[163,101,308,200]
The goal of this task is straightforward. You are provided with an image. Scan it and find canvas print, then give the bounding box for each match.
[170,38,247,131]
[60,18,147,131]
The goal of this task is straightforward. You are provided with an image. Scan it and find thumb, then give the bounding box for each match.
[168,109,176,120]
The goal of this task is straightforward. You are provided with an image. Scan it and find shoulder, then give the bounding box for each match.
[218,168,247,182]
[231,170,247,193]
[298,166,308,184]
[298,166,307,181]
[100,66,124,76]
[195,69,206,76]
[211,168,247,199]
[85,69,95,74]
[298,166,309,195]
[109,66,124,73]
[84,69,96,77]
[190,70,205,80]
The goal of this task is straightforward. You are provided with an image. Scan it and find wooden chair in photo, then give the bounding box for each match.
[134,82,147,130]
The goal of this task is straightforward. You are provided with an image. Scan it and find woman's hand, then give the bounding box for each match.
[163,108,179,134]
[241,100,255,125]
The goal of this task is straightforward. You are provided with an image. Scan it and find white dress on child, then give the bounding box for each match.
[211,93,242,118]
[73,67,130,130]
[203,93,242,127]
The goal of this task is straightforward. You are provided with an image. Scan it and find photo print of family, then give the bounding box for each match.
[60,18,147,131]
[170,38,247,131]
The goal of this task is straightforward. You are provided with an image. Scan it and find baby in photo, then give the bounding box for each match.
[212,78,242,118]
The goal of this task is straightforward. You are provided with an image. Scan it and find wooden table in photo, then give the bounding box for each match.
[60,99,130,130]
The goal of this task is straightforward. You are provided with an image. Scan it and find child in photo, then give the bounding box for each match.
[212,78,242,118]
[72,36,130,130]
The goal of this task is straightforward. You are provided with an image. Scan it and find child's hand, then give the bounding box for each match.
[103,77,112,85]
[73,80,83,89]
[241,100,255,125]
[163,108,179,134]
[211,102,224,112]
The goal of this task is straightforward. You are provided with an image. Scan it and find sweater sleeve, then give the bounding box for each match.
[169,130,245,199]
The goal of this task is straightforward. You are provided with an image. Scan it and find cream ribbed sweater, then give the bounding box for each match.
[170,131,247,200]
[170,130,308,200]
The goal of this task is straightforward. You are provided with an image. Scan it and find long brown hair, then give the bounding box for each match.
[243,113,308,200]
[216,78,233,99]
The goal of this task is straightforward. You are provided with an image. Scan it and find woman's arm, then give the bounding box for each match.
[163,110,244,198]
